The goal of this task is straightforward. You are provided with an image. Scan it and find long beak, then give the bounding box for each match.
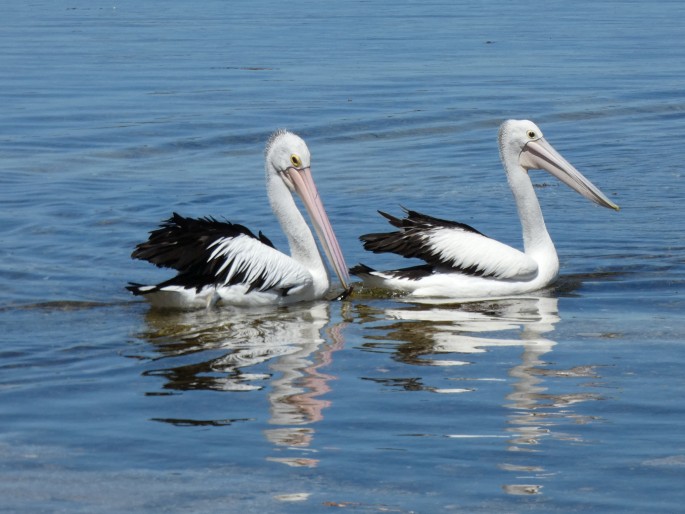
[521,138,620,211]
[285,167,351,291]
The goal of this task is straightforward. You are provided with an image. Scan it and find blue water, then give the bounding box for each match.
[2,1,685,512]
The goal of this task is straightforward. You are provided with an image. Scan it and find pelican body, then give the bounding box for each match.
[351,120,619,299]
[128,130,351,309]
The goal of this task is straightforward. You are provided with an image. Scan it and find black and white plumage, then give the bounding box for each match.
[351,120,619,299]
[128,130,351,309]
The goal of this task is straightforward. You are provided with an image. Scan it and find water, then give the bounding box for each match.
[2,1,685,512]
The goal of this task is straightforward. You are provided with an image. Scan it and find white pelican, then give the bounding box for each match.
[351,120,619,299]
[128,130,351,309]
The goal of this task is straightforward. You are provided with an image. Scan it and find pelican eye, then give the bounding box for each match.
[290,154,303,167]
[527,130,537,139]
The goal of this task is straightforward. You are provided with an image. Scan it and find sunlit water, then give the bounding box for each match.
[2,1,685,512]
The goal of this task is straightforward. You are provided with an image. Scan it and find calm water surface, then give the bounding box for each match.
[1,1,685,512]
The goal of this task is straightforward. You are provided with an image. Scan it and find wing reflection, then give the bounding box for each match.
[132,302,346,467]
[355,294,603,496]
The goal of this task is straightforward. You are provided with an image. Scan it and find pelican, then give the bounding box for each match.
[351,120,619,299]
[128,130,351,309]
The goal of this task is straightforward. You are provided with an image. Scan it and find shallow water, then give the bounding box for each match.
[2,1,685,512]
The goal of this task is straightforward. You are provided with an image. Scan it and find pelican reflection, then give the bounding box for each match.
[356,295,604,496]
[132,302,346,467]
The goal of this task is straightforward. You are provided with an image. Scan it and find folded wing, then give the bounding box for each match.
[131,213,311,294]
[360,209,538,281]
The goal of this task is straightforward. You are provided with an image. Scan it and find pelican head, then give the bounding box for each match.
[265,129,351,291]
[499,119,620,211]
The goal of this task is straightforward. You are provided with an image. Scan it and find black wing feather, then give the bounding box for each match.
[358,209,538,281]
[131,213,280,292]
[132,213,275,269]
[360,208,483,258]
[359,208,499,278]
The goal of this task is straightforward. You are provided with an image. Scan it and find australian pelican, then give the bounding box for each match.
[351,120,619,299]
[128,130,351,309]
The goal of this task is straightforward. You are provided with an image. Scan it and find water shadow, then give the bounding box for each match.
[130,302,347,467]
[354,293,604,496]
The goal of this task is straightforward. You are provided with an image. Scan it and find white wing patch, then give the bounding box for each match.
[427,227,538,280]
[208,234,312,292]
